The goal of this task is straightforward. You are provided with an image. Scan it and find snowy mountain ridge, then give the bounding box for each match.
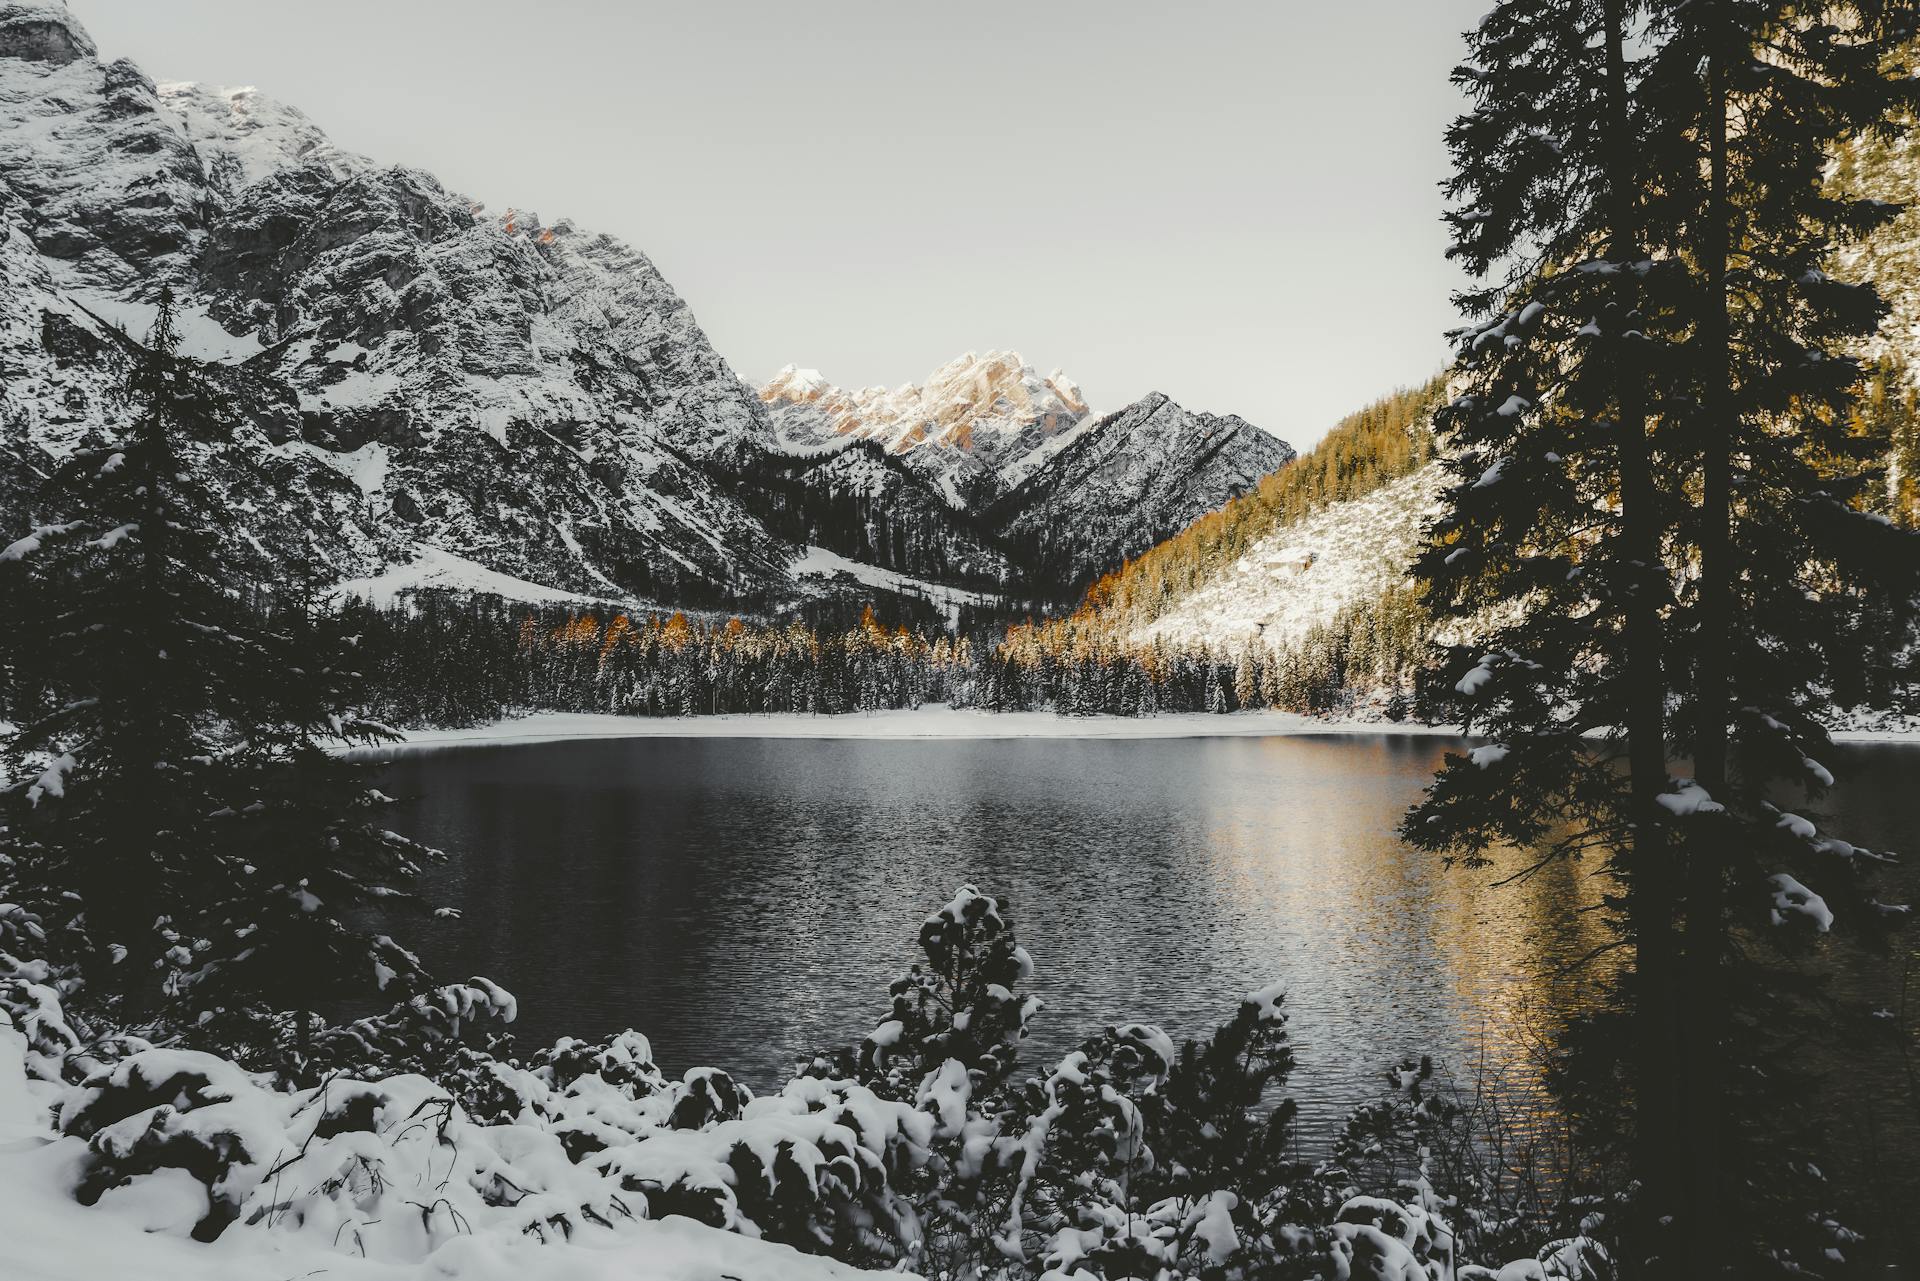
[0,0,1298,615]
[760,355,1296,595]
[158,79,369,199]
[0,0,796,610]
[761,350,1094,508]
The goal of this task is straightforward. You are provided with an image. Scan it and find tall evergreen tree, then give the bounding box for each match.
[1,291,254,995]
[1640,2,1920,1267]
[1409,0,1691,1241]
[1419,0,1920,1271]
[0,292,443,1052]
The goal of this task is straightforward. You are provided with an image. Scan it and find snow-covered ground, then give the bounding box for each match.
[360,706,1920,755]
[788,545,1005,623]
[0,1023,903,1281]
[358,706,1465,754]
[1136,465,1445,652]
[328,545,634,609]
[1831,723,1920,743]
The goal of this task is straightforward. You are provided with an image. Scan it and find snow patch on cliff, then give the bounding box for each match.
[330,545,626,608]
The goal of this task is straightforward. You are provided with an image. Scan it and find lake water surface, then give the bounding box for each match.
[371,732,1919,1160]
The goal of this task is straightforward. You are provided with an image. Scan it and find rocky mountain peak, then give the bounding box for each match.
[760,349,1095,507]
[763,350,1088,446]
[0,1,92,66]
[987,391,1296,591]
[158,81,368,199]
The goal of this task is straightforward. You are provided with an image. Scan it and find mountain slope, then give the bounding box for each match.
[1133,465,1442,651]
[989,392,1297,596]
[761,356,1297,596]
[1831,127,1920,524]
[0,0,790,608]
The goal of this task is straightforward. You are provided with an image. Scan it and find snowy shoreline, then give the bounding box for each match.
[351,706,1464,754]
[351,706,1920,755]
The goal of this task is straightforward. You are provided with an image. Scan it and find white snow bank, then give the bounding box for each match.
[353,711,1920,756]
[290,439,388,495]
[62,289,264,363]
[0,1136,898,1281]
[328,546,627,609]
[351,706,1466,755]
[789,546,1004,611]
[0,1004,907,1281]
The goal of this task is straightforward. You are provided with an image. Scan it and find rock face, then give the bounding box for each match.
[0,1,1296,613]
[989,392,1297,589]
[0,1,90,66]
[762,358,1294,595]
[762,352,1093,508]
[0,0,785,607]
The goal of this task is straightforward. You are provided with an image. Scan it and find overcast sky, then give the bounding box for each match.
[78,0,1482,447]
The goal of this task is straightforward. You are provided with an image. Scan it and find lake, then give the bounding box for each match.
[368,731,1919,1165]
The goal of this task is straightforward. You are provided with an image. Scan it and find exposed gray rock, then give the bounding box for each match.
[989,392,1297,591]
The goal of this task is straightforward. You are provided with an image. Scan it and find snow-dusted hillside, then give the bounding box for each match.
[1134,464,1443,652]
[0,0,795,607]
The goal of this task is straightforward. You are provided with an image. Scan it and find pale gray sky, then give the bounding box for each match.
[78,0,1481,447]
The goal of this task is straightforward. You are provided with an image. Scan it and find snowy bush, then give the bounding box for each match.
[0,886,1614,1280]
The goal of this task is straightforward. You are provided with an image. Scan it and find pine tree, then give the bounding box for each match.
[1232,646,1259,710]
[185,586,448,1072]
[1639,3,1920,1267]
[0,292,445,1048]
[1418,1,1920,1271]
[1,291,258,998]
[1409,0,1697,1241]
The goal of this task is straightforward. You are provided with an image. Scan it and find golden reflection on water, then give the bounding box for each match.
[1191,736,1621,1142]
[385,733,1690,1156]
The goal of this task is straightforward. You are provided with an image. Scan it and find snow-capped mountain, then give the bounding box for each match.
[990,392,1297,590]
[762,351,1094,510]
[0,1,1298,616]
[761,356,1295,594]
[0,0,790,608]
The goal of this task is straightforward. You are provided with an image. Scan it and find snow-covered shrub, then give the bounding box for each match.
[0,885,1637,1280]
[853,884,1040,1090]
[303,976,522,1113]
[0,955,83,1084]
[1145,983,1299,1204]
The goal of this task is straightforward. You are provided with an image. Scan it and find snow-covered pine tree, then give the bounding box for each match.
[1636,2,1920,1267]
[1408,0,1692,1241]
[1,290,261,999]
[0,292,445,1050]
[184,576,450,1072]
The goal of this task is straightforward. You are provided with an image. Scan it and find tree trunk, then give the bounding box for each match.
[1601,0,1682,1237]
[1686,14,1734,1272]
